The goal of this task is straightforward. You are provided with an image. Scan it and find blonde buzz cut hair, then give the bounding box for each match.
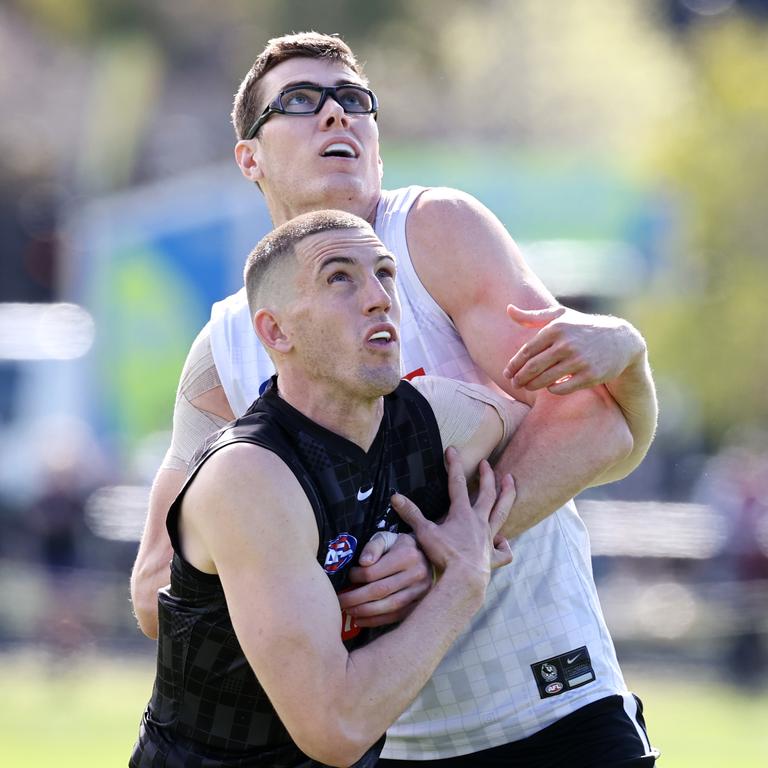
[243,210,372,318]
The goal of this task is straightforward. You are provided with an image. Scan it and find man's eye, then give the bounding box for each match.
[341,93,362,108]
[328,272,350,283]
[284,90,316,109]
[377,267,395,280]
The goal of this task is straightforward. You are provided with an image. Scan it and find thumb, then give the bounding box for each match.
[491,534,513,569]
[507,304,565,329]
[358,533,387,566]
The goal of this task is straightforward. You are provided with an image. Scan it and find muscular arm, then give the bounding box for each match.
[130,327,234,638]
[181,443,502,766]
[407,188,656,537]
[503,303,657,486]
[409,375,530,480]
[341,376,527,623]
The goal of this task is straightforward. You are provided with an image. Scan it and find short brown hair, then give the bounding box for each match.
[232,32,366,140]
[244,209,371,316]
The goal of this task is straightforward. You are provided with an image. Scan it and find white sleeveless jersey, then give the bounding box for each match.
[209,187,631,759]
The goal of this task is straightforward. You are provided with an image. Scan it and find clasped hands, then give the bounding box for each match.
[339,447,515,628]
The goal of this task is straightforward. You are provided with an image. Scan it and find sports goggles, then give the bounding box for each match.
[244,84,378,140]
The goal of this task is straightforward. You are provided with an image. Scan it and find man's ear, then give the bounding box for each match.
[235,140,265,184]
[254,308,291,354]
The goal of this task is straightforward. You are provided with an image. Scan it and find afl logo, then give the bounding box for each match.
[324,533,358,573]
[545,682,564,695]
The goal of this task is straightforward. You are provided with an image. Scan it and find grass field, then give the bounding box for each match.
[3,651,767,767]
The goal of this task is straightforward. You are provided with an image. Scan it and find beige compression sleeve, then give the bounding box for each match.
[409,375,523,463]
[161,327,230,472]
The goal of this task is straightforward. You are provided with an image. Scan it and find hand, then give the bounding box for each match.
[339,532,432,628]
[392,447,515,583]
[503,304,645,395]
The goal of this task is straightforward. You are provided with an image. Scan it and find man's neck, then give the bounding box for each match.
[276,376,384,452]
[269,192,380,228]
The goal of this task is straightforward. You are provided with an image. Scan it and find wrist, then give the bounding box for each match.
[438,560,489,605]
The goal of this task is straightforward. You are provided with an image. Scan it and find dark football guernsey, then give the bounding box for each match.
[130,378,448,768]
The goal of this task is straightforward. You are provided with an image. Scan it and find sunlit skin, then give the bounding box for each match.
[254,226,401,451]
[235,58,384,227]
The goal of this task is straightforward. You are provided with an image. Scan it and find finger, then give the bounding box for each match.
[339,569,416,610]
[519,359,584,391]
[507,347,566,387]
[390,492,430,535]
[507,303,565,329]
[356,531,391,567]
[503,333,557,380]
[345,579,428,618]
[353,604,415,628]
[360,531,399,565]
[445,446,470,512]
[489,473,515,537]
[347,540,428,585]
[546,373,593,395]
[473,459,497,517]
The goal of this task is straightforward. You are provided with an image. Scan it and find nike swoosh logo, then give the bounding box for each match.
[357,486,373,501]
[566,654,582,665]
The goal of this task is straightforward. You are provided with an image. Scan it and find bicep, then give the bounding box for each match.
[408,189,557,400]
[224,553,348,732]
[183,447,349,733]
[412,376,529,478]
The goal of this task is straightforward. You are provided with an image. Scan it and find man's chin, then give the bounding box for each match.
[360,366,402,397]
[318,173,379,199]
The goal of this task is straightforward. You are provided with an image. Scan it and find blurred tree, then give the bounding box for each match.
[631,17,768,441]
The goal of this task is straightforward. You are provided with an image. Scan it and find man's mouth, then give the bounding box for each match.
[321,142,358,159]
[366,327,397,347]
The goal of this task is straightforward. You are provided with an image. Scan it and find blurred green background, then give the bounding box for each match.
[1,0,767,765]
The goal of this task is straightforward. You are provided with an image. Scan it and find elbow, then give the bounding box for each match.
[581,390,634,468]
[130,569,160,640]
[608,418,634,469]
[293,716,380,767]
[593,400,635,476]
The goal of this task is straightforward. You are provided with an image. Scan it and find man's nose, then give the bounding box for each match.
[318,94,350,128]
[363,276,392,314]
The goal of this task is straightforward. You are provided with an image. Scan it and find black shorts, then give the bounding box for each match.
[378,694,658,768]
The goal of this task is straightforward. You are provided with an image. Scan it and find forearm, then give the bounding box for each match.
[318,566,485,763]
[130,468,185,638]
[220,447,500,767]
[495,387,632,538]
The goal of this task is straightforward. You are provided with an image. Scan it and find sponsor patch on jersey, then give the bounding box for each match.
[531,645,595,699]
[324,533,358,573]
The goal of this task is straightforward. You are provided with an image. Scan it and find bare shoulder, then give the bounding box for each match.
[183,442,317,555]
[405,186,553,316]
[407,187,501,255]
